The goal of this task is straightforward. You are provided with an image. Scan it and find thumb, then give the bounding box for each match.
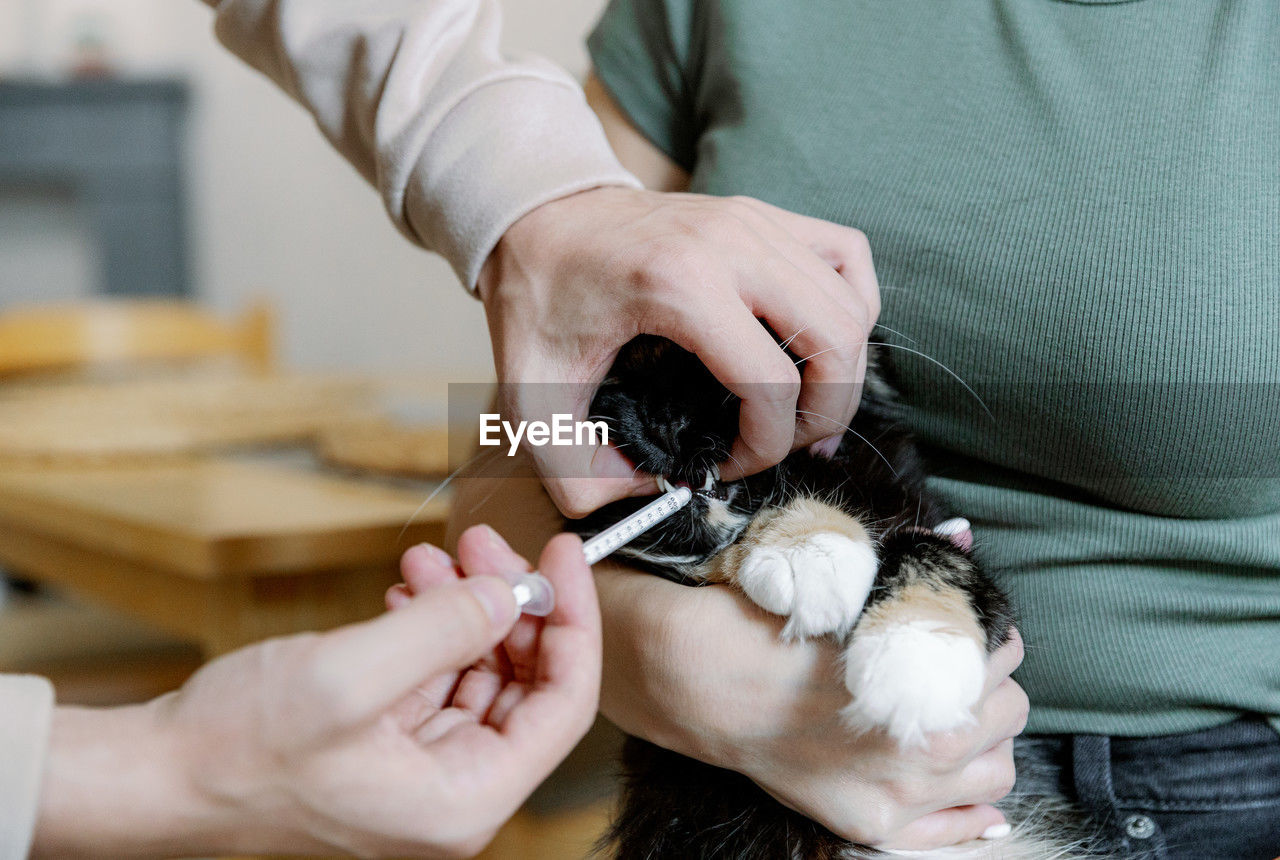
[308,577,517,727]
[486,533,602,770]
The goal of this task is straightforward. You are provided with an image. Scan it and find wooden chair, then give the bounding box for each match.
[0,299,273,377]
[0,299,273,704]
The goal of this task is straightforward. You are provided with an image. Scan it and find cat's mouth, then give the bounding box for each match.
[657,468,729,501]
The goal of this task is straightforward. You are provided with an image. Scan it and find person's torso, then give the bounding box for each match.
[683,0,1280,520]
[669,0,1280,732]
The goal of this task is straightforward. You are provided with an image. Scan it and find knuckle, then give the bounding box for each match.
[626,258,678,298]
[845,227,872,258]
[763,363,803,398]
[995,628,1026,666]
[846,799,895,846]
[554,482,596,518]
[840,310,870,339]
[881,776,923,810]
[1010,689,1032,736]
[850,296,880,332]
[1007,630,1027,665]
[929,731,975,769]
[988,765,1018,802]
[864,288,882,324]
[816,334,863,372]
[627,241,701,297]
[690,206,747,244]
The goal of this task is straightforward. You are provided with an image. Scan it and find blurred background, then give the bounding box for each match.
[0,0,607,375]
[0,1,621,856]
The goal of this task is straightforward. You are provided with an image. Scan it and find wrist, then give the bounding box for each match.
[31,699,236,858]
[476,185,639,305]
[596,566,742,767]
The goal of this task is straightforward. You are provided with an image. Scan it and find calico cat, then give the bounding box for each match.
[573,335,1089,859]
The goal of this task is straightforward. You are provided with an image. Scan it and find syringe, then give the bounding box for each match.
[512,486,695,616]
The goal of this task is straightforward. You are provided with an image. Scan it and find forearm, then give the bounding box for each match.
[201,0,639,288]
[596,564,835,777]
[30,702,236,858]
[583,74,689,192]
[593,564,679,739]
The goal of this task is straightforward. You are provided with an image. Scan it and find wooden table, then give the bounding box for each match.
[0,457,449,655]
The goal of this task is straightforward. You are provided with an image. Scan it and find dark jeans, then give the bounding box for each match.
[1015,717,1280,859]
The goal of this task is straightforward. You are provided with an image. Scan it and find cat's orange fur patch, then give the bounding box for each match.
[857,581,986,649]
[698,495,870,583]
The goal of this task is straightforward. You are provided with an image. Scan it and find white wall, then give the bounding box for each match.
[0,0,606,377]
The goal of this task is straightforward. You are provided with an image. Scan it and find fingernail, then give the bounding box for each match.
[511,572,555,616]
[808,434,843,459]
[386,585,410,610]
[980,822,1012,840]
[934,517,974,551]
[412,543,453,568]
[477,524,507,551]
[464,576,518,626]
[934,517,971,536]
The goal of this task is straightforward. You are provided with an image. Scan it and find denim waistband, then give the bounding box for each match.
[1018,716,1280,809]
[1105,717,1280,810]
[1015,717,1280,859]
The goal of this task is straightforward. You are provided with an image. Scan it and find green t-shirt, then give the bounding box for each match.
[589,0,1280,736]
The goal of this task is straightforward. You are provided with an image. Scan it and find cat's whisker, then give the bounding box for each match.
[793,409,900,479]
[870,322,918,344]
[630,457,654,480]
[463,457,525,516]
[870,342,995,419]
[792,344,859,366]
[778,324,811,352]
[718,450,755,504]
[396,445,504,545]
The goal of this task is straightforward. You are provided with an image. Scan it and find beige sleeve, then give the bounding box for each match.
[202,0,641,290]
[0,675,54,860]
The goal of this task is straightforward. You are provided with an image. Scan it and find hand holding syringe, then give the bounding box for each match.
[512,487,694,615]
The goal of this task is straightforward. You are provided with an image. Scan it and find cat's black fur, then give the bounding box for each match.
[572,335,1022,859]
[580,334,1012,640]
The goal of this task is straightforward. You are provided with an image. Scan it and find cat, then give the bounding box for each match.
[572,335,1091,859]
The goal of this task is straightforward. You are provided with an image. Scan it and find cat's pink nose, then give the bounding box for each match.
[934,517,973,551]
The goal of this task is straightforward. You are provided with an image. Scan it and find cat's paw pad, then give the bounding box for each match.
[737,533,877,639]
[840,620,985,746]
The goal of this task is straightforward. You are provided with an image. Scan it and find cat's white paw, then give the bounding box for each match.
[840,620,986,746]
[737,532,877,639]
